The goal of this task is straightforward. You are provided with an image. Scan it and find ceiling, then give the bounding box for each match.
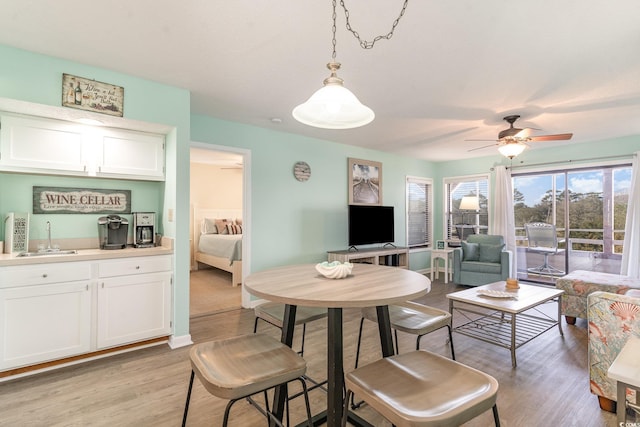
[1,1,640,162]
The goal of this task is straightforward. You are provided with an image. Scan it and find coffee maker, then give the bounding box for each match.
[97,215,128,250]
[133,212,156,248]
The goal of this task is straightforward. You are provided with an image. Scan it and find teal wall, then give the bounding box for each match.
[0,174,163,241]
[0,44,192,338]
[190,115,437,272]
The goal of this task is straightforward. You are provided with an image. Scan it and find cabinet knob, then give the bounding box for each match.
[42,273,48,278]
[136,266,140,270]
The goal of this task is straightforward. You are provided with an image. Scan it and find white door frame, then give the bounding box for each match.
[189,141,252,308]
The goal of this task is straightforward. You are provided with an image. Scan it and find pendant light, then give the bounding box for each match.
[292,62,374,129]
[293,0,409,130]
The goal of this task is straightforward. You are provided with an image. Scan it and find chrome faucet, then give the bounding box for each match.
[46,221,53,250]
[44,221,60,252]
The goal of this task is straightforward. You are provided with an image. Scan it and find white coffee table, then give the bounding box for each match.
[447,281,564,367]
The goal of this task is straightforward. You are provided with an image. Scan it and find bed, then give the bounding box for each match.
[192,208,243,287]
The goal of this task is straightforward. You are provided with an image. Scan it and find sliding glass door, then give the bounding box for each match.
[512,164,631,284]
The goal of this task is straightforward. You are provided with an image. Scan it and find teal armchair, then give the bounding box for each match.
[452,234,512,287]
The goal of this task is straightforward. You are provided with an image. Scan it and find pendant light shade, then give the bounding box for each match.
[497,141,527,159]
[292,62,374,129]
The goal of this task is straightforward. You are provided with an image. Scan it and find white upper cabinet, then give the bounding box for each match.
[0,113,165,181]
[0,114,88,173]
[97,127,165,180]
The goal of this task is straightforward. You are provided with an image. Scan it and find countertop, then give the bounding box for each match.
[0,244,173,267]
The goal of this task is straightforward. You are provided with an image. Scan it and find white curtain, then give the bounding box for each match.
[492,165,517,277]
[621,152,640,278]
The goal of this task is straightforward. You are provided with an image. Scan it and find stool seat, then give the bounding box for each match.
[190,333,307,400]
[344,350,499,427]
[255,302,327,328]
[362,301,451,336]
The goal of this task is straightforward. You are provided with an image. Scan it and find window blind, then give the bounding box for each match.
[407,177,432,247]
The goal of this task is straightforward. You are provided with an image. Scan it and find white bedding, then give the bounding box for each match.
[198,233,242,264]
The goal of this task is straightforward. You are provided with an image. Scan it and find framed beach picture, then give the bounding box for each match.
[436,240,446,250]
[348,158,382,205]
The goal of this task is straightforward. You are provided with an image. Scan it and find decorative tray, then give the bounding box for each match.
[477,289,518,299]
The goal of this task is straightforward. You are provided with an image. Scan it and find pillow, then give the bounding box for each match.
[226,223,243,235]
[202,218,218,234]
[479,243,505,263]
[214,218,231,235]
[461,241,480,261]
[235,218,243,226]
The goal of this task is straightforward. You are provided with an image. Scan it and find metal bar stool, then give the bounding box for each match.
[354,301,455,368]
[343,350,500,427]
[182,333,313,427]
[352,301,455,410]
[254,302,329,396]
[253,302,327,357]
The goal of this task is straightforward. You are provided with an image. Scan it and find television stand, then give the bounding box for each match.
[327,246,408,269]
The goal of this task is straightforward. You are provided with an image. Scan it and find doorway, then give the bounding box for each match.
[512,163,632,284]
[189,144,248,316]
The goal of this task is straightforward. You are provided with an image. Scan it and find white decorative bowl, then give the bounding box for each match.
[315,261,353,279]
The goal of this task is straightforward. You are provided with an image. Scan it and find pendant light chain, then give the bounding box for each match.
[331,0,338,61]
[340,0,409,50]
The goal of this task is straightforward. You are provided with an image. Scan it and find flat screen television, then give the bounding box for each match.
[348,205,394,247]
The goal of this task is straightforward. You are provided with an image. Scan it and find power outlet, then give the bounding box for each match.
[168,208,174,222]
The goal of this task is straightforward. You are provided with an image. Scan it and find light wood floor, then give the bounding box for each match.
[0,278,618,426]
[190,267,241,317]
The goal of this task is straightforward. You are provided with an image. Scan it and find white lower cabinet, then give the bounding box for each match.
[97,271,172,349]
[0,281,92,370]
[0,254,172,371]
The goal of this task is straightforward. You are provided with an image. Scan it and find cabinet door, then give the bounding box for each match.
[97,272,172,349]
[0,114,87,174]
[97,128,165,180]
[0,281,92,370]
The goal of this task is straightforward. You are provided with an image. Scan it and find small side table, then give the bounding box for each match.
[608,335,640,424]
[431,248,454,284]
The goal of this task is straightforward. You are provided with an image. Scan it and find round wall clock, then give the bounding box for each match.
[293,161,311,182]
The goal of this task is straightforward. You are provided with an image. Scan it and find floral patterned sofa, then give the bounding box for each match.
[555,270,640,324]
[588,290,640,412]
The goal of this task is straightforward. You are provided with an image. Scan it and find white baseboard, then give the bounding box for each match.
[169,334,193,349]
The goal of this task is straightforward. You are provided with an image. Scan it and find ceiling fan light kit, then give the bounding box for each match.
[497,141,527,159]
[469,114,573,159]
[293,0,409,130]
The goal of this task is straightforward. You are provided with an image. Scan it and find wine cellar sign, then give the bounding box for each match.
[62,73,124,117]
[33,186,131,214]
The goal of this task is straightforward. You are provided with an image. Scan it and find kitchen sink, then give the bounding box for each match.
[17,250,78,257]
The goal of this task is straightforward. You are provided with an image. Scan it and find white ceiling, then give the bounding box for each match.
[1,1,639,162]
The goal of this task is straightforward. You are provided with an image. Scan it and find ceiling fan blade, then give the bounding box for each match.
[467,143,498,152]
[514,127,541,138]
[528,133,573,142]
[464,139,499,142]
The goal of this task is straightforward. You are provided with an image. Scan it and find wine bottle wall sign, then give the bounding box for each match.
[62,73,124,117]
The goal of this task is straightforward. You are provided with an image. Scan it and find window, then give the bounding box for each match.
[444,175,489,240]
[512,163,632,277]
[406,176,432,248]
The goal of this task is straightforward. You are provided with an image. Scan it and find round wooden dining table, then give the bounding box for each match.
[245,262,431,427]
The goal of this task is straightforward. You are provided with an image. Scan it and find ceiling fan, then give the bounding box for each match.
[467,115,573,158]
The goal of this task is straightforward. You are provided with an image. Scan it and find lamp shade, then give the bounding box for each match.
[498,141,526,159]
[293,62,374,130]
[292,83,374,129]
[459,196,480,211]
